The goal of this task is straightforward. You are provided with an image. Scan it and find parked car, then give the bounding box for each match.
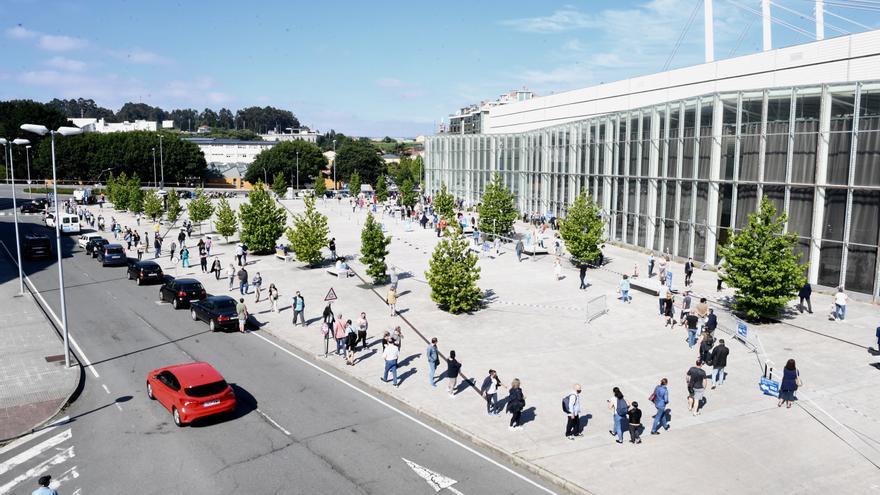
[86,238,109,257]
[189,296,239,332]
[159,278,206,309]
[146,362,236,426]
[20,201,42,213]
[78,233,103,249]
[97,243,126,266]
[44,212,55,227]
[22,234,52,260]
[127,259,164,285]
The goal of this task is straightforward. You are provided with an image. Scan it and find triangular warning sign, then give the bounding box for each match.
[324,287,337,301]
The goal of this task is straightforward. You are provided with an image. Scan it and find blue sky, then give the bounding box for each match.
[2,0,878,137]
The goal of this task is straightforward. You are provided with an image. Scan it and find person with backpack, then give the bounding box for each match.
[698,330,715,364]
[345,319,357,365]
[564,384,582,440]
[650,378,670,435]
[446,351,461,396]
[480,370,504,416]
[627,401,643,444]
[607,387,629,444]
[426,337,440,388]
[506,379,526,431]
[710,339,730,388]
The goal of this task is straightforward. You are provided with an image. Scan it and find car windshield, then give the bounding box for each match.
[107,247,124,254]
[181,283,203,291]
[185,380,228,397]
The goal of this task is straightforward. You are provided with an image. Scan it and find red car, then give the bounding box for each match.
[146,362,236,426]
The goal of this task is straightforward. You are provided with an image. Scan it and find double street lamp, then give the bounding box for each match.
[0,137,30,295]
[20,123,83,369]
[25,145,32,197]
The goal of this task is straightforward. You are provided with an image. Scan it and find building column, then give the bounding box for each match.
[808,85,831,285]
[603,119,614,239]
[672,103,684,256]
[646,108,661,251]
[705,95,723,265]
[840,83,862,288]
[569,124,579,208]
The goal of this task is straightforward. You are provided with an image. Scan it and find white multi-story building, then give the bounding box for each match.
[447,89,536,135]
[68,117,158,133]
[259,128,319,143]
[183,138,276,166]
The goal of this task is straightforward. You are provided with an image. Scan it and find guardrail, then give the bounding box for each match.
[585,294,608,323]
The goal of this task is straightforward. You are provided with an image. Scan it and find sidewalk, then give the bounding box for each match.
[0,242,80,442]
[92,199,880,495]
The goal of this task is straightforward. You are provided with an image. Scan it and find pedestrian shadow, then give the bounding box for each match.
[398,290,412,297]
[870,363,880,371]
[398,353,420,367]
[867,347,880,356]
[397,367,418,385]
[190,383,257,427]
[482,289,498,304]
[579,413,593,431]
[396,308,410,315]
[520,407,537,425]
[305,316,322,326]
[354,349,377,364]
[454,378,476,395]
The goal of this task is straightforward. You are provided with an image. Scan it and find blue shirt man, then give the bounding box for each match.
[650,379,670,434]
[33,475,57,495]
[426,338,439,388]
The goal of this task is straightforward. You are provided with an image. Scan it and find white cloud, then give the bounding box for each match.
[6,25,38,39]
[38,34,87,51]
[109,47,172,65]
[376,78,404,88]
[45,56,86,72]
[208,92,232,103]
[500,7,596,33]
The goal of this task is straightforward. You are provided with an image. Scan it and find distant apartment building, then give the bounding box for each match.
[259,127,319,143]
[182,137,276,166]
[68,117,159,133]
[447,89,536,135]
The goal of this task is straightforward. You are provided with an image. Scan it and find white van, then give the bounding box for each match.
[60,214,81,234]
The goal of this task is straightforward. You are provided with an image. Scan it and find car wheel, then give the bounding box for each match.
[190,309,198,321]
[172,407,183,427]
[158,291,164,302]
[209,320,217,332]
[172,298,179,310]
[127,271,133,280]
[147,382,155,400]
[136,277,142,286]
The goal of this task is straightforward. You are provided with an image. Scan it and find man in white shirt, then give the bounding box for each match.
[382,343,400,386]
[834,287,848,321]
[565,384,583,440]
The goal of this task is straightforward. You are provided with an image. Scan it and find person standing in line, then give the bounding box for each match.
[695,297,709,329]
[685,309,700,348]
[356,312,369,350]
[554,257,563,281]
[627,401,643,444]
[252,271,263,303]
[658,256,668,281]
[686,360,708,416]
[710,339,729,389]
[426,337,440,388]
[650,378,670,434]
[778,359,801,408]
[658,283,669,316]
[180,245,190,268]
[697,329,715,364]
[680,291,692,321]
[199,247,208,273]
[648,252,655,278]
[798,282,813,314]
[834,287,848,321]
[506,379,526,431]
[515,239,524,263]
[666,270,674,290]
[446,350,461,396]
[32,475,57,495]
[136,240,145,260]
[236,298,248,333]
[227,262,236,290]
[169,241,177,262]
[210,257,222,280]
[705,308,718,333]
[345,319,357,365]
[664,291,676,327]
[268,283,279,313]
[235,243,243,266]
[382,339,400,386]
[390,267,399,291]
[480,370,504,416]
[684,257,694,287]
[237,266,249,295]
[618,275,631,303]
[321,303,334,356]
[334,314,346,356]
[328,238,337,260]
[564,384,583,440]
[387,286,398,316]
[153,236,162,258]
[291,291,305,326]
[608,387,628,444]
[579,264,588,290]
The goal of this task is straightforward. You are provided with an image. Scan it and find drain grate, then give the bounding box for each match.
[44,354,65,363]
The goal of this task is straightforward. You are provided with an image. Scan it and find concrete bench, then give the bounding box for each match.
[630,278,660,296]
[327,267,354,277]
[275,249,293,262]
[523,245,548,255]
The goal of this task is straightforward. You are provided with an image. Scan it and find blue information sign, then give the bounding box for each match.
[737,322,748,338]
[759,377,780,397]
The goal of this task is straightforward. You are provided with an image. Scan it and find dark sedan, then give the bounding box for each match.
[86,238,109,257]
[22,234,52,260]
[97,244,127,266]
[127,259,164,285]
[159,278,206,309]
[20,201,43,213]
[190,296,239,332]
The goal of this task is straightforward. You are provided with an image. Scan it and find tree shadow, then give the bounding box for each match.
[189,383,257,427]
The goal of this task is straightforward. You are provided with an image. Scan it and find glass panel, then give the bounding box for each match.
[664,181,676,219]
[639,179,648,215]
[682,132,695,178]
[664,220,675,253]
[764,130,788,182]
[859,89,880,117]
[818,241,843,287]
[678,223,690,258]
[695,183,709,225]
[845,245,877,294]
[822,188,847,241]
[854,127,880,186]
[667,136,679,178]
[788,188,814,237]
[721,135,735,180]
[767,95,791,124]
[795,237,811,267]
[694,225,706,262]
[741,97,763,130]
[628,180,637,212]
[698,135,711,179]
[849,190,880,245]
[637,215,647,247]
[791,124,817,183]
[740,134,761,181]
[679,181,693,221]
[764,186,785,216]
[827,119,852,185]
[626,214,635,244]
[735,185,758,228]
[795,94,821,122]
[718,183,733,227]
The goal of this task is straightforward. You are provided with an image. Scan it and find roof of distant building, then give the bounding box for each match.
[183,138,275,146]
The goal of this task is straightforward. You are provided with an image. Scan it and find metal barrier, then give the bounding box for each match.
[585,294,608,323]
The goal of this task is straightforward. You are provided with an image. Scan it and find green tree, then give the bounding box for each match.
[559,191,605,265]
[348,171,361,197]
[335,141,384,185]
[127,175,144,214]
[143,190,163,221]
[425,226,482,313]
[433,183,455,220]
[477,173,517,236]
[245,140,326,186]
[214,196,238,242]
[313,174,327,196]
[286,195,329,266]
[388,156,423,187]
[112,171,130,210]
[271,171,288,197]
[166,189,182,224]
[238,182,286,253]
[399,178,417,208]
[187,189,215,233]
[360,213,390,283]
[375,174,388,202]
[718,197,807,319]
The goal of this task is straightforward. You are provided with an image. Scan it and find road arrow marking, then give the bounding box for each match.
[403,458,465,494]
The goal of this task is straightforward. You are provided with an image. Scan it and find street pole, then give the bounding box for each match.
[50,132,71,368]
[333,140,337,191]
[296,151,300,192]
[152,147,157,187]
[159,134,165,188]
[1,140,24,294]
[25,145,31,197]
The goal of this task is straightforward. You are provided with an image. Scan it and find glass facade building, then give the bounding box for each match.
[425,82,880,297]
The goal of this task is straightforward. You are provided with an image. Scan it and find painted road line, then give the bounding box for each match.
[0,446,75,495]
[101,384,111,394]
[0,416,69,457]
[249,332,558,495]
[255,408,291,436]
[0,429,71,476]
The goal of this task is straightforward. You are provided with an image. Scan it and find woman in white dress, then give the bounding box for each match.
[554,257,563,281]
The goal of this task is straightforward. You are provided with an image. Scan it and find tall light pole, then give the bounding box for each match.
[21,124,83,369]
[158,134,165,189]
[0,138,27,294]
[332,139,337,191]
[295,151,300,192]
[152,147,157,187]
[25,145,32,197]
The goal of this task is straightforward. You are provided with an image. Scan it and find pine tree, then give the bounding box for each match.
[400,178,417,208]
[286,195,329,266]
[360,213,390,283]
[348,171,361,197]
[477,173,517,236]
[559,191,605,265]
[187,189,215,234]
[128,175,144,214]
[718,197,807,319]
[433,183,455,220]
[113,171,130,211]
[143,189,163,221]
[375,173,388,202]
[166,189,182,224]
[313,174,327,197]
[425,225,482,313]
[238,182,287,254]
[214,196,238,243]
[271,171,288,197]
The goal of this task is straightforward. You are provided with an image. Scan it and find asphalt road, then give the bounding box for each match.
[0,193,560,495]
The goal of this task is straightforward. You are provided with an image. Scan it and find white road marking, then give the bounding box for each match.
[0,446,75,495]
[249,332,558,495]
[0,416,69,457]
[0,241,100,378]
[50,464,79,489]
[0,429,71,476]
[403,458,465,494]
[114,402,123,412]
[102,384,111,394]
[255,408,291,436]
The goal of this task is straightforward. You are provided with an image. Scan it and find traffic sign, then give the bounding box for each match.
[759,376,779,397]
[324,287,337,301]
[737,322,748,338]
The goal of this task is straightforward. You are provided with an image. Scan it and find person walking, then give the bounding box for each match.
[798,282,813,314]
[608,387,628,444]
[236,298,248,333]
[227,262,236,290]
[334,314,346,356]
[710,339,729,388]
[252,271,263,303]
[618,275,631,303]
[658,283,668,315]
[210,257,222,280]
[664,291,676,327]
[392,326,403,350]
[382,340,400,386]
[685,309,699,348]
[695,297,709,329]
[199,247,208,273]
[553,257,563,281]
[564,384,583,440]
[237,266,249,295]
[515,239,524,262]
[32,475,57,495]
[180,246,190,268]
[426,337,440,387]
[390,267,399,291]
[834,287,848,321]
[136,240,145,260]
[345,319,357,365]
[698,330,715,364]
[205,236,212,255]
[177,229,186,246]
[506,379,526,430]
[169,241,177,262]
[627,401,643,444]
[268,283,279,313]
[778,359,801,408]
[679,291,692,321]
[579,264,588,290]
[387,286,398,316]
[686,360,708,415]
[356,312,368,349]
[684,257,694,287]
[649,378,670,434]
[647,252,655,278]
[153,236,161,258]
[291,291,305,326]
[705,308,718,333]
[235,243,244,266]
[446,350,461,396]
[480,370,504,416]
[328,238,337,259]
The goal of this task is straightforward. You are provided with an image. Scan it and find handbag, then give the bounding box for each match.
[648,391,656,402]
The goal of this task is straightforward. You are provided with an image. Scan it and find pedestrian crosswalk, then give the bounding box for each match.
[0,212,42,217]
[0,417,79,495]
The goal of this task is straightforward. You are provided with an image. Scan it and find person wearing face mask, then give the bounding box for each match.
[564,383,583,440]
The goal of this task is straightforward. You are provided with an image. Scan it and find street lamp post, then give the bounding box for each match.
[295,151,300,192]
[0,137,28,294]
[332,139,337,191]
[21,124,83,369]
[152,147,157,187]
[25,145,31,197]
[158,134,165,188]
